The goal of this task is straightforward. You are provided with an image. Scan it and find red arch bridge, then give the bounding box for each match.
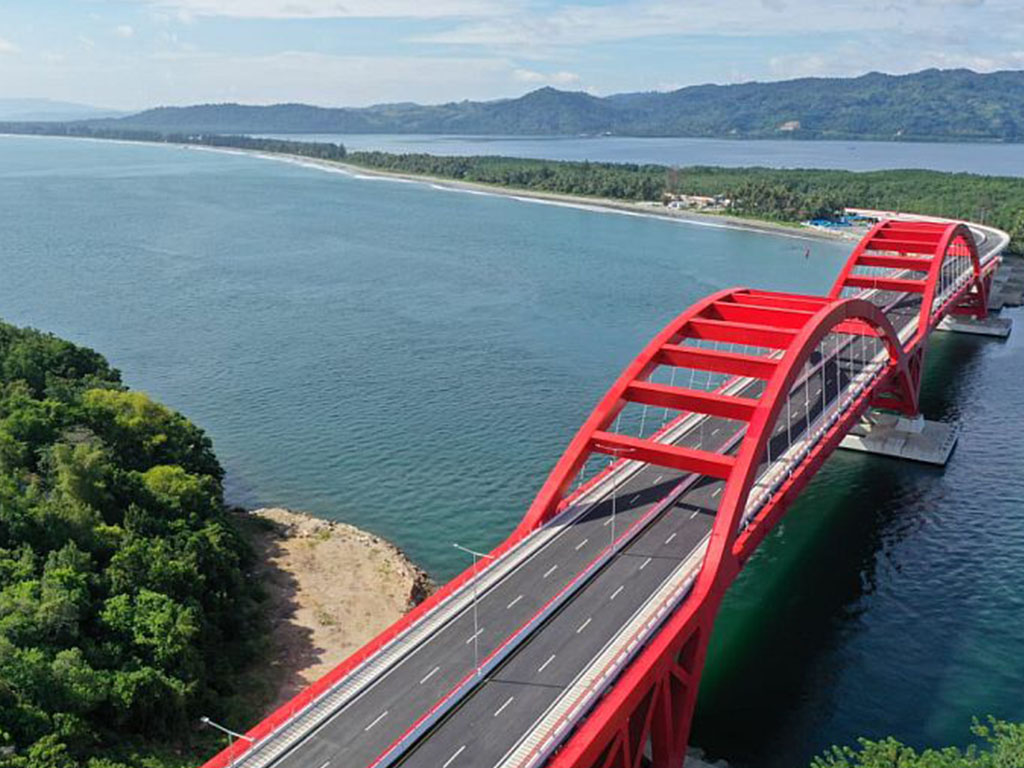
[202,217,1007,768]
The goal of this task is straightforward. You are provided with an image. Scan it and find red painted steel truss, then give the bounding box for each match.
[198,220,999,768]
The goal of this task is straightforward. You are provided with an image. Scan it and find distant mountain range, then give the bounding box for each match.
[85,68,1024,142]
[0,98,125,122]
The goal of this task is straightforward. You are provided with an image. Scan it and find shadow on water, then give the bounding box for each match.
[690,330,998,768]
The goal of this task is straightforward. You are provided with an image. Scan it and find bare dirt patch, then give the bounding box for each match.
[237,507,432,709]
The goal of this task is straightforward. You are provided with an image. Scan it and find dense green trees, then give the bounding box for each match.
[343,153,1024,252]
[0,322,263,767]
[813,718,1024,768]
[0,122,346,162]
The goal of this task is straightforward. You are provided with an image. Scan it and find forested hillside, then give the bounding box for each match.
[0,322,263,767]
[93,68,1024,142]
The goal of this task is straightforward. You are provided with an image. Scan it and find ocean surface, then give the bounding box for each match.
[261,133,1024,176]
[1,135,1021,766]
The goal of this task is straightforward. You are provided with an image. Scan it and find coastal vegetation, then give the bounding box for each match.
[2,121,1021,251]
[813,718,1024,768]
[343,153,1024,252]
[67,69,1024,142]
[0,122,347,162]
[0,321,263,767]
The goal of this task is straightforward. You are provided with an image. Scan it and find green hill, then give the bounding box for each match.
[97,68,1024,142]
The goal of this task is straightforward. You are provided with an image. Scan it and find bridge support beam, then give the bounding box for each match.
[839,411,959,466]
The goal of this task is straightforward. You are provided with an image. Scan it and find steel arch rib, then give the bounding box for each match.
[515,286,745,536]
[546,298,907,768]
[919,222,986,335]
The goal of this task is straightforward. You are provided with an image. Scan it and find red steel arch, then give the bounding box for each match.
[542,297,908,768]
[828,219,987,415]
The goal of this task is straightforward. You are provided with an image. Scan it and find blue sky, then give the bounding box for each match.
[1,0,1023,109]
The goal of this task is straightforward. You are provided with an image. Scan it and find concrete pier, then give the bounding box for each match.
[839,411,959,466]
[937,314,1012,338]
[988,254,1024,310]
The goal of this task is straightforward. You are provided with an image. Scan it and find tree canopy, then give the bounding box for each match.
[0,321,263,768]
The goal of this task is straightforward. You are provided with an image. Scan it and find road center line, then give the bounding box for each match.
[538,654,557,673]
[419,666,440,685]
[712,487,723,498]
[654,474,663,483]
[575,538,589,551]
[609,585,625,601]
[639,557,652,570]
[465,628,484,644]
[543,564,558,578]
[507,594,523,610]
[690,510,700,520]
[665,532,677,544]
[442,745,466,768]
[317,762,330,768]
[630,494,641,504]
[576,617,592,633]
[364,710,388,732]
[493,696,515,717]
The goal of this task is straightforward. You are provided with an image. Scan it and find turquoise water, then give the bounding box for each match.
[1,135,1022,766]
[262,133,1024,176]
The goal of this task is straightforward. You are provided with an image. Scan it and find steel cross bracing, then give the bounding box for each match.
[198,219,1005,768]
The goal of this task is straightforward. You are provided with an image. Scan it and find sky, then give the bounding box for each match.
[1,0,1024,110]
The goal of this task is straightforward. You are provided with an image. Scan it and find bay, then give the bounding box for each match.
[1,135,1021,767]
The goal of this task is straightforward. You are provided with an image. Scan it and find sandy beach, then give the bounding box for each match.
[245,149,856,245]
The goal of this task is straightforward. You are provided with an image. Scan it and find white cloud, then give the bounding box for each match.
[0,37,19,55]
[415,0,1008,50]
[115,25,136,38]
[148,0,509,19]
[513,68,581,86]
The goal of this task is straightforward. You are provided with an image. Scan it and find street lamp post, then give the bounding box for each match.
[453,542,494,677]
[595,444,635,549]
[200,716,254,766]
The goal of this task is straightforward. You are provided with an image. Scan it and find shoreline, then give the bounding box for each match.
[0,132,854,246]
[235,507,432,709]
[202,146,854,245]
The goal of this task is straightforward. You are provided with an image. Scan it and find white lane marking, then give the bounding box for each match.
[603,517,613,527]
[712,487,723,498]
[576,617,592,633]
[575,538,589,551]
[711,428,720,435]
[654,474,663,483]
[364,710,388,732]
[538,654,557,673]
[507,594,523,610]
[639,557,652,571]
[465,628,484,644]
[494,696,515,717]
[665,532,677,544]
[630,494,641,504]
[543,564,558,578]
[690,510,700,520]
[442,745,466,768]
[609,585,625,601]
[419,666,440,685]
[318,762,330,768]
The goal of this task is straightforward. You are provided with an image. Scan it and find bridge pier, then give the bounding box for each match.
[839,412,959,466]
[937,314,1013,338]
